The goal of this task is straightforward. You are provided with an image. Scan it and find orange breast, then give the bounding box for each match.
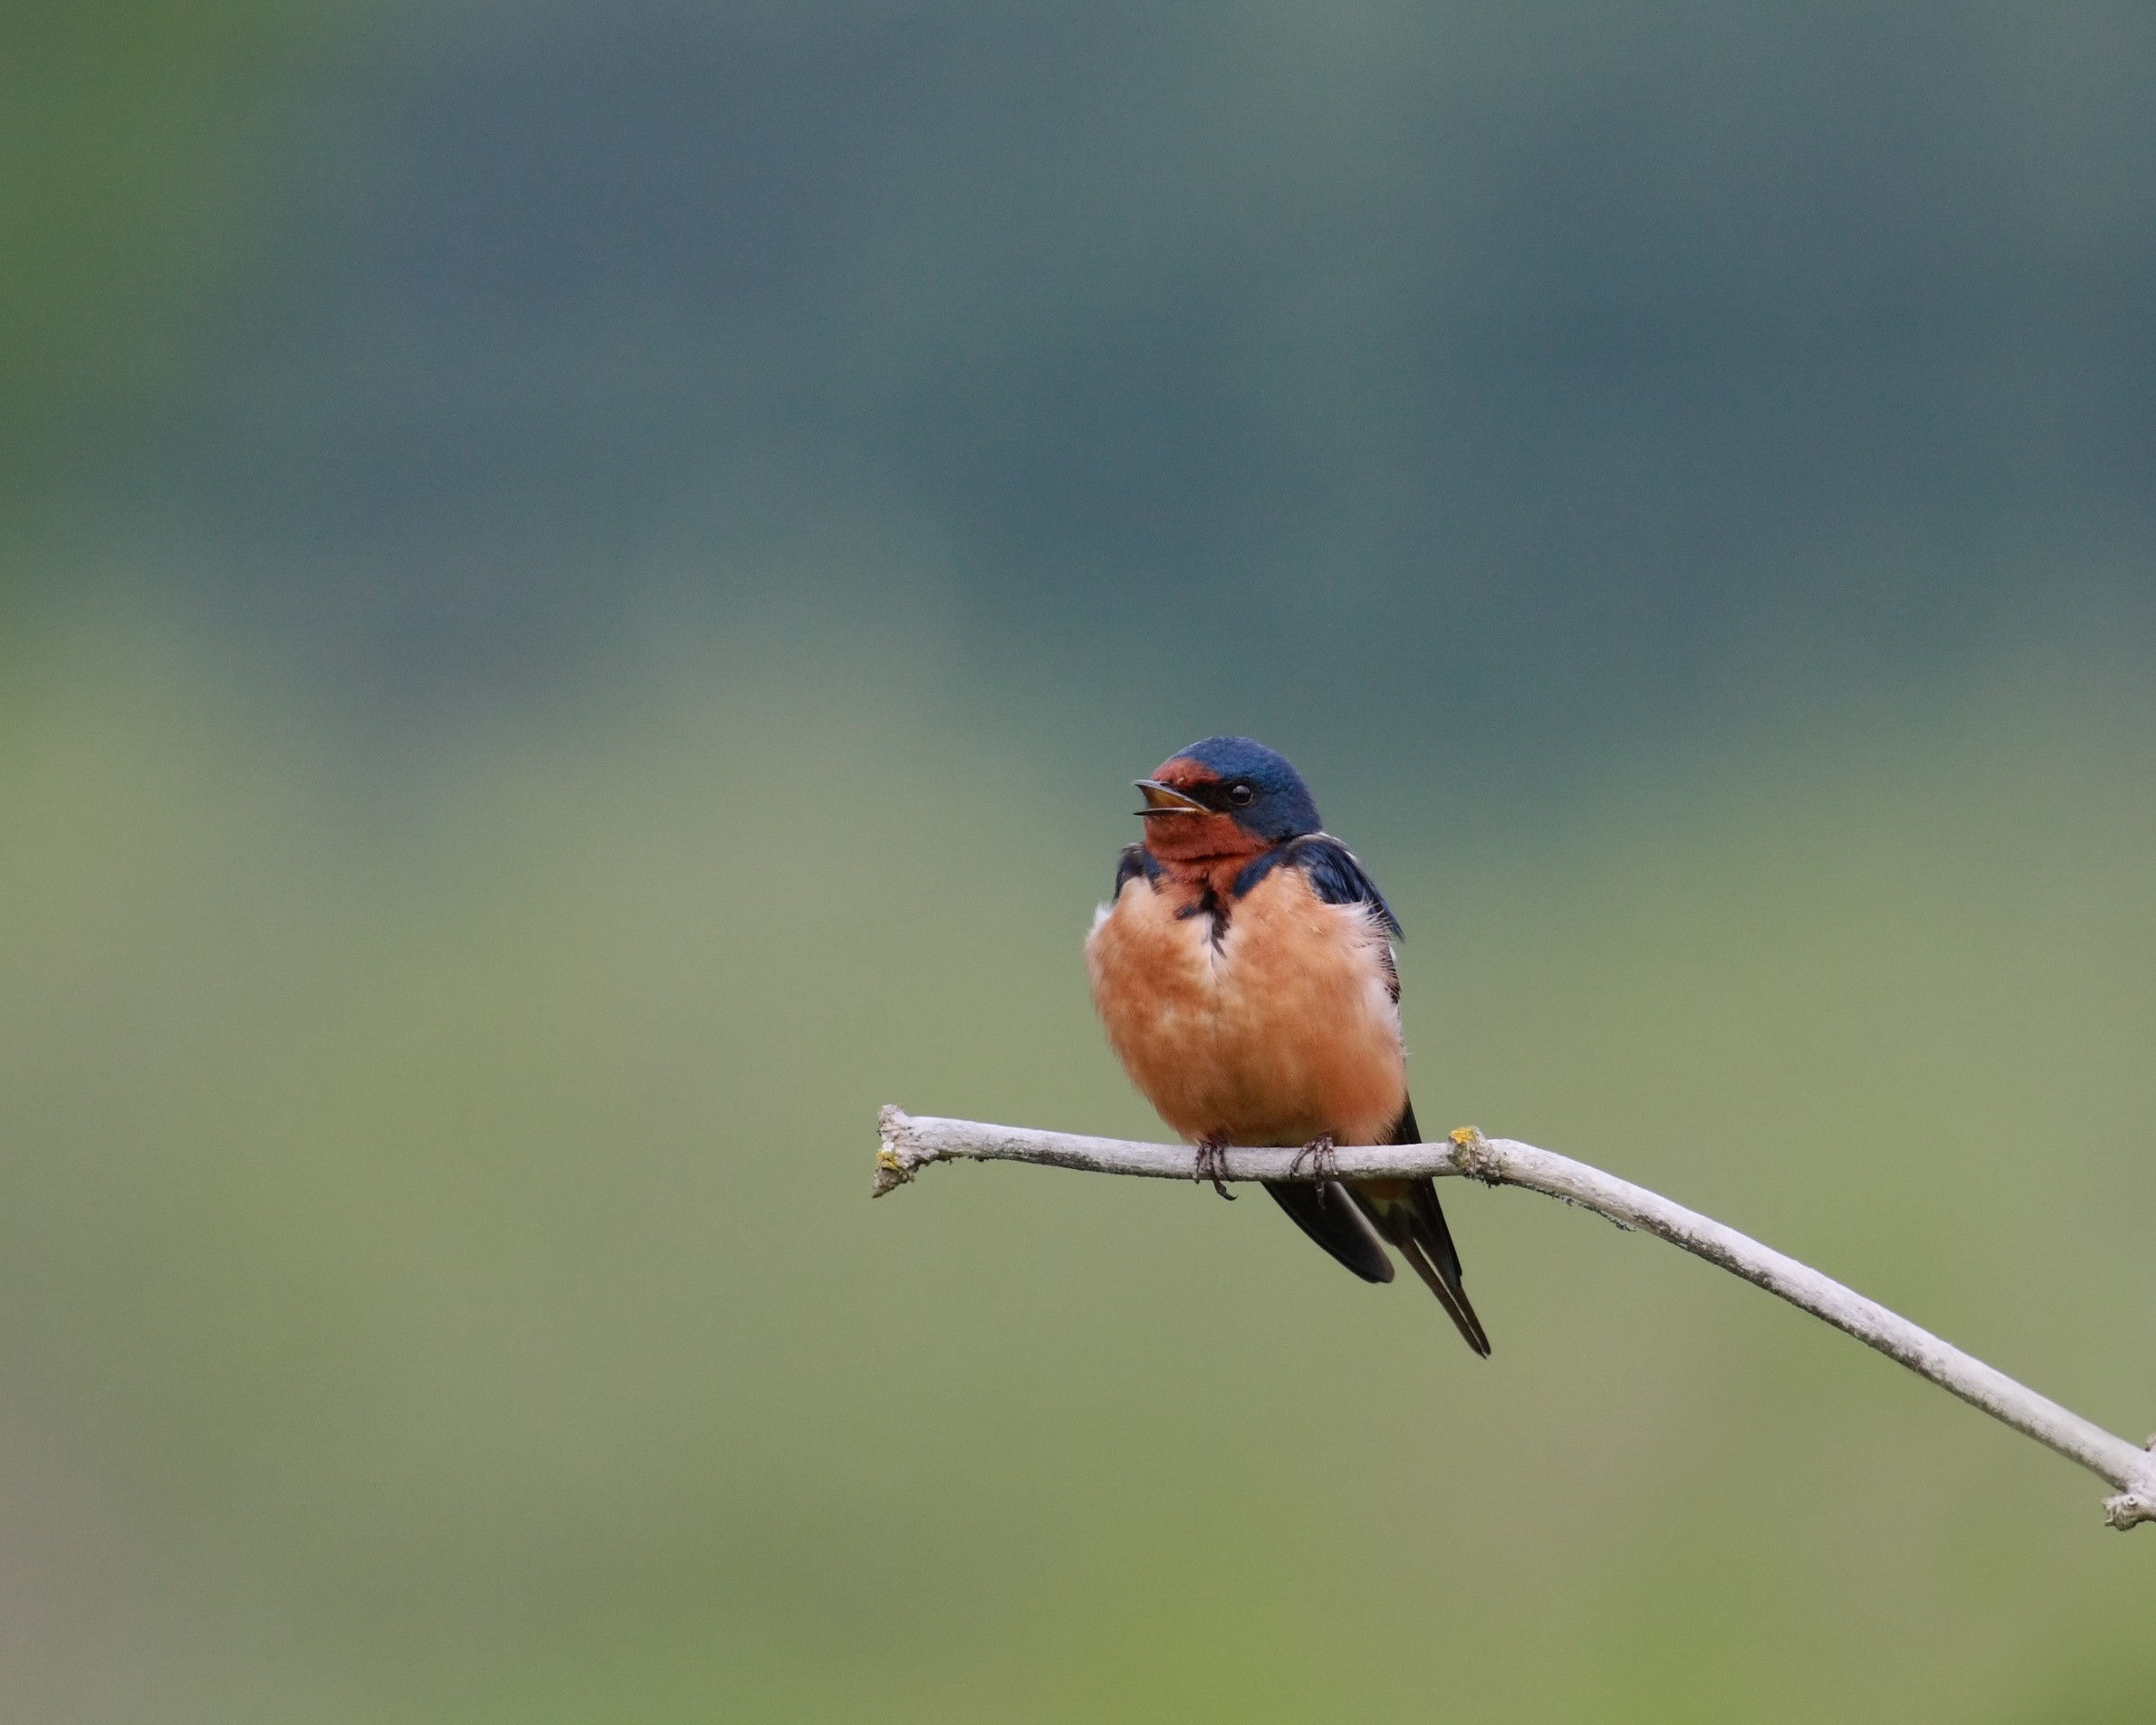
[1084,862,1408,1146]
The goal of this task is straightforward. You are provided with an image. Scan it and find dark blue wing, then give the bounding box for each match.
[1110,843,1158,898]
[1234,835,1401,938]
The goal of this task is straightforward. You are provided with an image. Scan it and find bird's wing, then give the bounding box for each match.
[1237,832,1403,995]
[1256,835,1409,1285]
[1110,842,1156,898]
[1241,834,1489,1351]
[1263,834,1403,937]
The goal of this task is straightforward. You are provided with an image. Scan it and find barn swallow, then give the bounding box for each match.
[1084,736,1490,1356]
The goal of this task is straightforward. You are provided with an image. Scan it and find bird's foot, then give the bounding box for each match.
[1288,1133,1339,1193]
[1193,1135,1237,1199]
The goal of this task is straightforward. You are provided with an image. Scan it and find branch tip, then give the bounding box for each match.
[872,1105,925,1197]
[2112,1437,2156,1530]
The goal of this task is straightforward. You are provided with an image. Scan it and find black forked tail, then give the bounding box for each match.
[1258,1100,1492,1356]
[1347,1098,1493,1358]
[1383,1188,1492,1358]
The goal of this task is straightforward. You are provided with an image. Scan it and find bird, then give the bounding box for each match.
[1083,735,1490,1357]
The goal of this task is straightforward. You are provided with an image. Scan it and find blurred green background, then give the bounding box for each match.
[4,2,2153,1719]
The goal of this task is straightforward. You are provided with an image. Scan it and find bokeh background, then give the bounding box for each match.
[5,2,2155,1719]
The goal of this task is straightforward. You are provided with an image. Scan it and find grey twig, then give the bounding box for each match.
[874,1106,2156,1531]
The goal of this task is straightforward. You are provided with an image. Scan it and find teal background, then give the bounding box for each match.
[4,4,2153,1719]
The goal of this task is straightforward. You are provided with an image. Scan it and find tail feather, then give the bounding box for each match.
[1347,1096,1492,1358]
[1392,1222,1492,1358]
[1347,1182,1491,1357]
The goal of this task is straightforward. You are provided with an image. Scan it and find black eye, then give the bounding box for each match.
[1225,782,1256,808]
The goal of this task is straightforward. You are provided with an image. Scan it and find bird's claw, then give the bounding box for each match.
[1194,1136,1237,1199]
[1288,1133,1339,1193]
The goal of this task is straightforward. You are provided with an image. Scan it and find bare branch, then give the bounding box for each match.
[875,1106,2156,1531]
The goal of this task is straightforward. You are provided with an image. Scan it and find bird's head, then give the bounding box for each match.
[1134,736,1321,860]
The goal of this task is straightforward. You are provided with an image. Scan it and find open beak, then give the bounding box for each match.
[1134,779,1208,816]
